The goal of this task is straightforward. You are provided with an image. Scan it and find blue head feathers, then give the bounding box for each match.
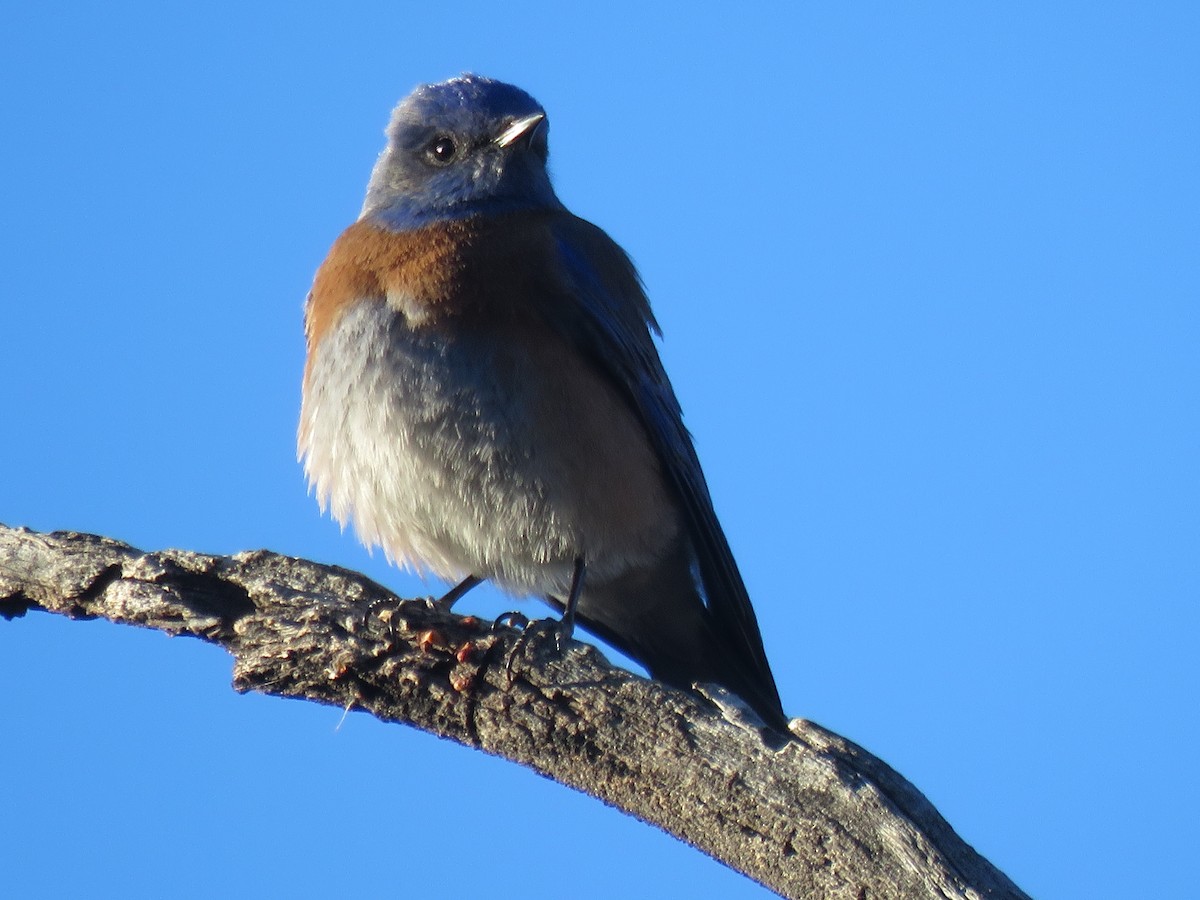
[361,74,563,228]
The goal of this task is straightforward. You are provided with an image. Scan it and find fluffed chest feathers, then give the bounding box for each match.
[299,299,679,598]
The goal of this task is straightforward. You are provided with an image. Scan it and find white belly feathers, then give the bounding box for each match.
[299,299,677,599]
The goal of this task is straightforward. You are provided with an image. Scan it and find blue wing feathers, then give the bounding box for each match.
[545,214,782,711]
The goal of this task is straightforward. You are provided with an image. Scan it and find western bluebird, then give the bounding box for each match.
[298,74,788,733]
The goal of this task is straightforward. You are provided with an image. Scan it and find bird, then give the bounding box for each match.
[298,74,789,734]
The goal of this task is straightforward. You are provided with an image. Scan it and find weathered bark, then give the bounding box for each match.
[0,524,1028,900]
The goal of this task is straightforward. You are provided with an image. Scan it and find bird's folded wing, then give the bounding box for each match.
[531,211,781,707]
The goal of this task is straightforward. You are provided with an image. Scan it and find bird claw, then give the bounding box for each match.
[422,593,456,614]
[365,595,407,635]
[492,610,530,631]
[523,616,575,652]
[365,585,465,637]
[497,614,574,685]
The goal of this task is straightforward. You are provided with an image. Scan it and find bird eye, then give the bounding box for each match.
[427,136,458,165]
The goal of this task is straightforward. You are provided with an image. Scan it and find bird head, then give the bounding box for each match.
[361,74,562,228]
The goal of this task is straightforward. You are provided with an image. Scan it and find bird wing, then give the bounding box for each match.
[534,210,782,710]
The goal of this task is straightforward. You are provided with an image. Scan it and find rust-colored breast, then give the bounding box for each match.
[303,218,484,357]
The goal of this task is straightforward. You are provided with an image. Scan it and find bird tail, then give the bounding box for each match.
[571,544,789,736]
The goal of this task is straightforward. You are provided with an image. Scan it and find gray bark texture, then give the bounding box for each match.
[0,524,1030,900]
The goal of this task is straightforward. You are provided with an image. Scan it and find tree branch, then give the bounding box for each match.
[0,524,1028,900]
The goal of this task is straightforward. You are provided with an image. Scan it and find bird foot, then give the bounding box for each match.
[364,595,408,635]
[492,610,530,631]
[493,611,575,684]
[363,580,472,637]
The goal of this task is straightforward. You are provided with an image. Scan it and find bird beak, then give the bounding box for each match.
[495,113,545,148]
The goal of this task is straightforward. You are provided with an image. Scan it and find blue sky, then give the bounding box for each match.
[2,3,1197,897]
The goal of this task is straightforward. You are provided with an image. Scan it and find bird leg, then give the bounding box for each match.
[558,555,585,643]
[497,556,587,684]
[432,574,482,610]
